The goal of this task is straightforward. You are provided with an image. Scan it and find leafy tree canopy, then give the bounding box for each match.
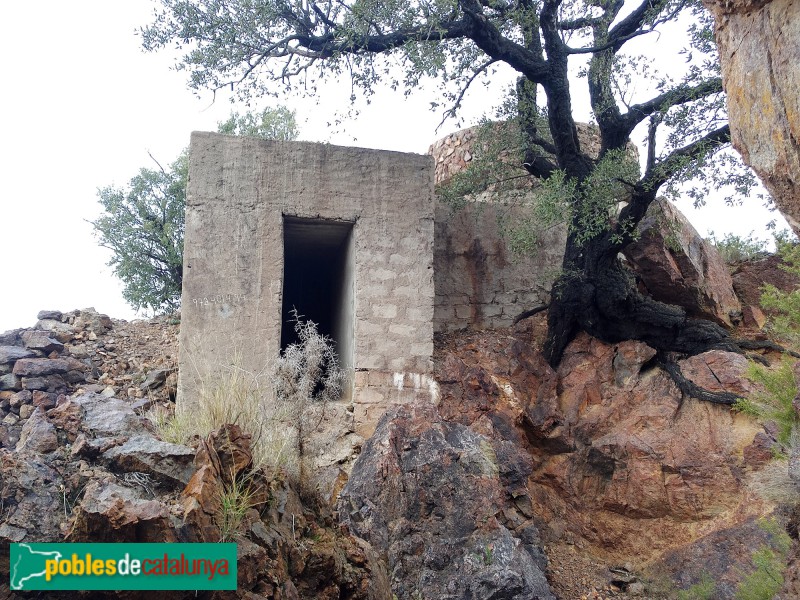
[142,0,765,379]
[92,107,298,315]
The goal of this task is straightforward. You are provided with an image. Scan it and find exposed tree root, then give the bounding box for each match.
[657,355,742,406]
[513,304,549,325]
[735,338,800,359]
[537,256,800,407]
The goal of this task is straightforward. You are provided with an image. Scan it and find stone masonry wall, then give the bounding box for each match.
[179,133,436,439]
[430,127,567,332]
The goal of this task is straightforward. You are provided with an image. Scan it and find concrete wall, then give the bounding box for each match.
[179,133,436,438]
[430,126,568,332]
[433,198,566,332]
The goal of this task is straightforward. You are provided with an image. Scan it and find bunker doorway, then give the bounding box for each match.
[280,216,355,381]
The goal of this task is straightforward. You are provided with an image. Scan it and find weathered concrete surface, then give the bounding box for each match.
[180,134,435,437]
[434,199,565,332]
[429,126,568,331]
[706,0,800,232]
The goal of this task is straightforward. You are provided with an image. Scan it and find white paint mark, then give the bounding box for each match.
[393,372,404,390]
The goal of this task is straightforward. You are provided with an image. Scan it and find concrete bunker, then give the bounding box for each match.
[281,216,355,374]
[178,133,437,439]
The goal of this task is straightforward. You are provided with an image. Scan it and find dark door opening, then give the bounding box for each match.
[281,216,355,377]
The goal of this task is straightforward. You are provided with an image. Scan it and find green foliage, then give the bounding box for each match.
[734,545,787,600]
[706,231,769,265]
[217,106,298,140]
[92,152,188,314]
[574,148,641,246]
[217,471,258,542]
[757,516,793,553]
[736,360,799,445]
[436,116,572,258]
[677,573,715,600]
[761,240,800,349]
[93,107,298,314]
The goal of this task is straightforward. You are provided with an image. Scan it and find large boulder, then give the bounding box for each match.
[339,402,555,600]
[103,435,196,486]
[732,252,800,309]
[66,481,176,543]
[425,324,779,596]
[623,197,741,326]
[704,0,800,233]
[15,407,58,454]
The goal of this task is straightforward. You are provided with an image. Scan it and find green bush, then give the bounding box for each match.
[734,359,798,447]
[706,231,769,265]
[93,107,298,315]
[761,240,800,350]
[677,572,715,600]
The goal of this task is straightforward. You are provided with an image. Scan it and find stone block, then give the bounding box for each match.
[354,386,386,405]
[372,305,397,319]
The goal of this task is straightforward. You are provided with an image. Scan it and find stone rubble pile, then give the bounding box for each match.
[0,308,178,450]
[428,127,477,185]
[0,307,386,598]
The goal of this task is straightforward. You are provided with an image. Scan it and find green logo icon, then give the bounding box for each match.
[10,543,237,591]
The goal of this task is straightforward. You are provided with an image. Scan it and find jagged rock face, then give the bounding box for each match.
[343,321,781,597]
[339,401,555,600]
[705,0,800,233]
[623,197,742,327]
[0,392,388,598]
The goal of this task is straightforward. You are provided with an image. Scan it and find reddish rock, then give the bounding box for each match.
[16,407,58,454]
[47,397,83,441]
[732,253,800,309]
[623,198,741,327]
[742,305,767,329]
[31,390,56,410]
[704,0,800,233]
[197,423,254,487]
[432,328,768,569]
[678,350,755,396]
[743,432,778,468]
[182,464,222,542]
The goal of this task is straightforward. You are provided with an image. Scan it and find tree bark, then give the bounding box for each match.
[543,231,736,367]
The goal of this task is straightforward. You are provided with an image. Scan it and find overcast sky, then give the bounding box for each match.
[0,1,787,333]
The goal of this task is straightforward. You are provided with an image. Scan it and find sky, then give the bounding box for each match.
[0,1,788,333]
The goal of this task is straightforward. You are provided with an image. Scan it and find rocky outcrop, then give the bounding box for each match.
[339,402,555,600]
[732,252,800,308]
[341,319,782,598]
[0,310,388,599]
[705,0,800,233]
[623,197,742,327]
